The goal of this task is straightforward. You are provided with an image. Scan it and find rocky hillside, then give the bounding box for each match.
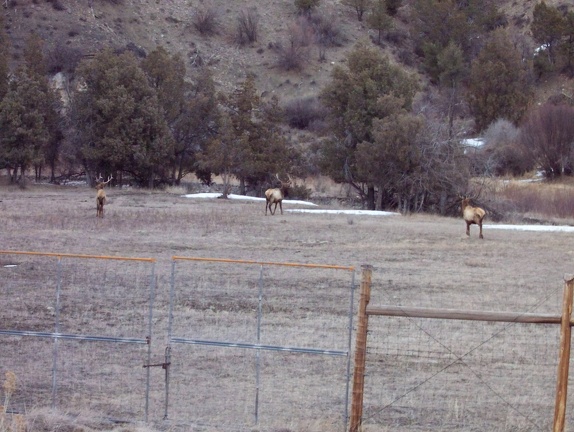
[3,0,570,106]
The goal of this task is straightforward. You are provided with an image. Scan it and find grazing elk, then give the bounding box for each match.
[95,174,113,218]
[265,174,292,216]
[461,197,486,239]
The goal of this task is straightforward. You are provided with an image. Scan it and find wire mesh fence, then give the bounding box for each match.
[0,251,155,420]
[165,257,356,431]
[362,317,562,431]
[350,267,573,432]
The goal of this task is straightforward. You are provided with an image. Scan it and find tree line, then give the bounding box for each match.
[1,1,574,214]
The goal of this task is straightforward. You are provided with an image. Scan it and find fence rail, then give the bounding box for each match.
[0,250,156,420]
[0,250,356,431]
[350,268,574,432]
[166,256,356,430]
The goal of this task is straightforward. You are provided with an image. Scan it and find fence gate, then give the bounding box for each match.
[0,251,156,421]
[165,257,356,431]
[350,266,574,432]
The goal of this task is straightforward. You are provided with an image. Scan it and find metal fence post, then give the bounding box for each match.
[349,265,372,432]
[144,263,156,422]
[51,256,63,409]
[255,265,264,424]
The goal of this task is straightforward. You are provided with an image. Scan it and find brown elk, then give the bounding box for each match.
[265,174,292,216]
[461,197,486,239]
[95,174,113,218]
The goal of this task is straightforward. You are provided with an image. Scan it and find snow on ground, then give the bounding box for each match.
[183,193,318,207]
[183,193,574,231]
[484,224,574,232]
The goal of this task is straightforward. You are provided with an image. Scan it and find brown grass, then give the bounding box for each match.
[2,182,574,431]
[488,177,574,223]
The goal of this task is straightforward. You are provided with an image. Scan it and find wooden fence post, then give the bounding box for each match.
[349,265,372,432]
[553,274,574,432]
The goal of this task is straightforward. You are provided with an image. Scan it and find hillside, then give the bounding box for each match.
[3,0,572,107]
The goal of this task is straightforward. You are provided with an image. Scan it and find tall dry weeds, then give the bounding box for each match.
[0,372,25,432]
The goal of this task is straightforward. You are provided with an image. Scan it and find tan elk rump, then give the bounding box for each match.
[461,197,486,239]
[95,175,113,218]
[265,174,292,216]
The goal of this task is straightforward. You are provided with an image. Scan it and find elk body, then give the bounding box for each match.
[95,175,112,218]
[265,174,291,216]
[462,197,486,239]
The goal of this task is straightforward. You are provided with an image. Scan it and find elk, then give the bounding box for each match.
[95,174,113,218]
[265,174,292,216]
[461,197,486,239]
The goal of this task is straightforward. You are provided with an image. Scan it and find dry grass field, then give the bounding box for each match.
[2,180,574,431]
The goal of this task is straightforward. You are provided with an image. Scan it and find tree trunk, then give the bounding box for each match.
[367,185,375,210]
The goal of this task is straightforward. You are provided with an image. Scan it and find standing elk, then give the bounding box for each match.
[461,197,486,239]
[265,174,292,216]
[95,174,112,218]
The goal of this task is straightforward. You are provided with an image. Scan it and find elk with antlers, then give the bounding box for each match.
[265,174,292,216]
[461,197,486,239]
[95,174,113,218]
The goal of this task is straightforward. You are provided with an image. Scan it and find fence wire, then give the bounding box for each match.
[166,258,356,431]
[362,314,565,431]
[0,252,155,420]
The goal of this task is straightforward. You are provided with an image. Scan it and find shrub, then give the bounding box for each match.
[308,9,344,48]
[274,19,314,70]
[46,0,65,10]
[482,119,531,176]
[46,43,84,74]
[284,96,328,129]
[236,8,259,45]
[295,0,320,15]
[192,6,219,36]
[289,183,313,200]
[518,103,574,178]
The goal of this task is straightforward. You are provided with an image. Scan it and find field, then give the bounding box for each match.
[2,181,574,431]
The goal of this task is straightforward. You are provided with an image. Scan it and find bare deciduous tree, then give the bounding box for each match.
[518,103,574,178]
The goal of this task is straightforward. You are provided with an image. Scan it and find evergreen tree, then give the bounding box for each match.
[72,48,173,187]
[437,42,466,138]
[171,67,219,185]
[561,11,574,76]
[468,29,533,132]
[341,0,371,21]
[219,75,298,195]
[0,14,10,102]
[0,69,51,182]
[367,0,393,44]
[532,1,565,66]
[320,42,418,209]
[22,33,63,182]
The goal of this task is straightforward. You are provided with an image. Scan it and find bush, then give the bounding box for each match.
[192,6,219,36]
[295,0,320,15]
[289,183,312,200]
[274,18,314,71]
[236,8,259,45]
[308,9,344,48]
[46,0,66,10]
[284,96,328,129]
[46,43,84,74]
[481,119,532,176]
[518,103,574,178]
